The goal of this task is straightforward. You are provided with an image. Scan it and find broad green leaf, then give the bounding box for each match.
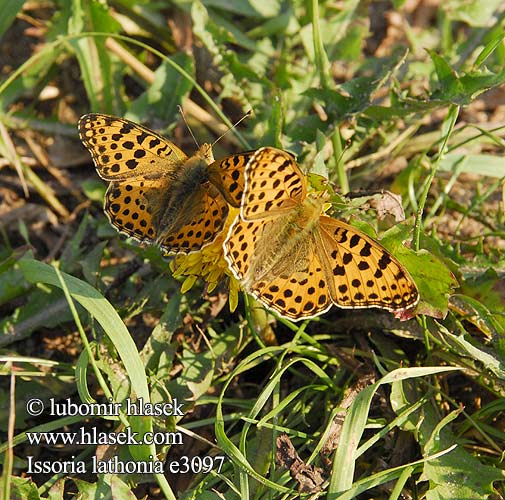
[429,50,505,104]
[6,476,41,500]
[304,50,408,119]
[0,263,31,306]
[436,321,505,380]
[0,286,72,347]
[423,408,505,500]
[392,376,505,500]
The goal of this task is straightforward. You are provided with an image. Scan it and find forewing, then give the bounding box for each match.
[224,217,261,281]
[78,113,187,180]
[318,216,419,311]
[241,147,307,221]
[207,151,255,207]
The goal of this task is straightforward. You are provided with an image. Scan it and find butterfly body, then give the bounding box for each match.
[224,147,419,320]
[151,145,220,246]
[240,196,322,282]
[79,114,253,254]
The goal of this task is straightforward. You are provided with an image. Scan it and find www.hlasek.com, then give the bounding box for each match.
[24,397,227,475]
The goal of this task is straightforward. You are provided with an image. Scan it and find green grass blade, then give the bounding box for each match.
[18,258,177,500]
[329,366,460,494]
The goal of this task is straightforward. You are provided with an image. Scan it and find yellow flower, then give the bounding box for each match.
[169,208,240,312]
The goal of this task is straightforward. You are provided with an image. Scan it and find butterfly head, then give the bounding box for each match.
[195,143,215,165]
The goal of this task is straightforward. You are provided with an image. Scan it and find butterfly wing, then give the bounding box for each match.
[156,184,229,253]
[78,113,187,180]
[317,216,419,311]
[104,179,159,242]
[226,142,418,318]
[207,151,255,207]
[105,172,229,253]
[224,218,266,285]
[225,147,331,320]
[224,214,333,321]
[241,147,306,221]
[80,114,230,253]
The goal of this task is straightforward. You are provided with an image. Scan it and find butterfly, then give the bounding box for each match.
[223,147,419,321]
[78,113,253,254]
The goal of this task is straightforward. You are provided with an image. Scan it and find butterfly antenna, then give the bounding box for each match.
[211,109,252,149]
[178,105,200,148]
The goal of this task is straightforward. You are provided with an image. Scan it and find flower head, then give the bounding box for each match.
[169,208,240,312]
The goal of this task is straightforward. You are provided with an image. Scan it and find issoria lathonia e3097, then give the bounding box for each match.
[78,113,253,254]
[223,147,419,321]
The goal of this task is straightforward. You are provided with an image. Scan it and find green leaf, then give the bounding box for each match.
[105,474,138,499]
[300,0,364,62]
[6,476,41,500]
[0,0,25,40]
[442,0,503,27]
[459,269,505,337]
[263,90,284,148]
[192,0,260,92]
[429,50,460,90]
[201,0,281,17]
[330,366,460,493]
[364,97,440,119]
[47,479,66,500]
[0,42,63,111]
[81,178,106,203]
[304,51,408,119]
[392,376,505,500]
[73,478,98,497]
[18,258,153,461]
[474,32,505,68]
[0,261,31,306]
[127,53,195,123]
[436,321,505,379]
[423,409,505,500]
[428,50,505,104]
[438,153,505,178]
[68,1,122,113]
[0,286,72,347]
[379,224,458,319]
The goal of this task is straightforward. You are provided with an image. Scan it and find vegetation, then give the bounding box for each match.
[1,1,505,499]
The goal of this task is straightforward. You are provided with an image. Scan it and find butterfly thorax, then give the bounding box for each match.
[244,196,324,287]
[152,152,218,240]
[296,195,325,226]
